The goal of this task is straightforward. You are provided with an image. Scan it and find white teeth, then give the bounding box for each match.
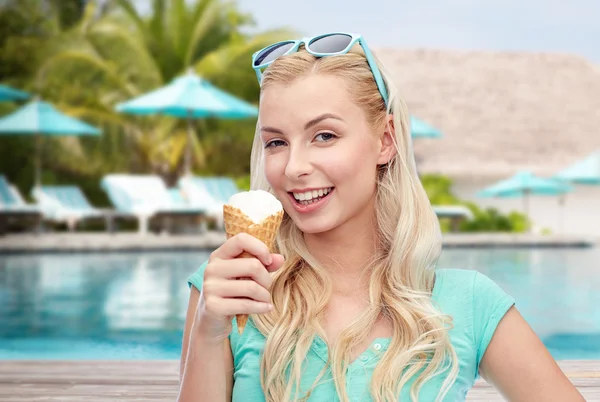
[292,187,333,202]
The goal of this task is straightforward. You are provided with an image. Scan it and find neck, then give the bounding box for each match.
[304,201,378,296]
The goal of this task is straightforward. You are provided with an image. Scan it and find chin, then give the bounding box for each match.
[289,215,338,235]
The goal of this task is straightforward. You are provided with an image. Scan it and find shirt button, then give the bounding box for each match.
[373,343,382,351]
[360,355,368,361]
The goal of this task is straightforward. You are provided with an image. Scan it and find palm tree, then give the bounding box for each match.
[0,0,112,191]
[36,0,294,182]
[0,0,88,85]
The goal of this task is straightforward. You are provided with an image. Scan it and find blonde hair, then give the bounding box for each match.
[249,45,458,402]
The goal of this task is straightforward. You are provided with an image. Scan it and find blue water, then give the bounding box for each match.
[0,247,599,360]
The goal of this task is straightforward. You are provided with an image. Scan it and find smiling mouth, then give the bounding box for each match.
[290,187,334,206]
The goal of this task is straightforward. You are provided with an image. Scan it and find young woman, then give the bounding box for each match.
[178,33,583,401]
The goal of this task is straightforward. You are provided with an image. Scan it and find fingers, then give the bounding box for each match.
[211,233,273,266]
[200,234,286,322]
[206,258,274,290]
[204,296,273,316]
[208,279,271,303]
[266,253,285,273]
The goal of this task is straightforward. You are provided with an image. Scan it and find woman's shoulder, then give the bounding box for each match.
[434,268,516,370]
[434,267,477,288]
[434,268,515,316]
[434,268,512,302]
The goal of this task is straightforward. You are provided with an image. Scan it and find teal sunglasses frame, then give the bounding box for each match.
[251,32,389,106]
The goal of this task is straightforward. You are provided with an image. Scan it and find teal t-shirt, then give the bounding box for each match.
[187,264,515,401]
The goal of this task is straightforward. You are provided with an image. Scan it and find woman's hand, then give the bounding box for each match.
[194,233,284,341]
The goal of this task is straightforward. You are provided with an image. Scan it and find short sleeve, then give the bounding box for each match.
[473,271,515,372]
[187,260,209,291]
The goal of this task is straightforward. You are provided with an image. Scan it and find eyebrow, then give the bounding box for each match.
[304,113,344,130]
[260,113,344,135]
[260,126,284,135]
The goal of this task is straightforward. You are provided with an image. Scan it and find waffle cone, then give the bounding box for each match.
[223,204,283,334]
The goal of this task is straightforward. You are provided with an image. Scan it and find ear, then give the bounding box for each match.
[377,115,397,165]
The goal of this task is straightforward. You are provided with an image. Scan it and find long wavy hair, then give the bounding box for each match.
[248,45,458,402]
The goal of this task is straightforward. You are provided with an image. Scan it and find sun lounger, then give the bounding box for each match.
[0,175,42,234]
[178,176,240,229]
[432,205,473,232]
[31,185,107,231]
[178,176,239,205]
[100,174,208,234]
[8,184,28,206]
[432,205,473,219]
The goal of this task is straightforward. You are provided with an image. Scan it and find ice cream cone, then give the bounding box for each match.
[223,203,283,335]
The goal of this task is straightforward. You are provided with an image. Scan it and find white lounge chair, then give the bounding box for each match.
[0,175,42,234]
[31,185,107,231]
[101,174,208,234]
[178,176,240,229]
[432,205,474,220]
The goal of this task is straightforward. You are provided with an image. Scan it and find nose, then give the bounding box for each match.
[284,145,313,180]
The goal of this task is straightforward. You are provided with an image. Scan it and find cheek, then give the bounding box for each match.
[263,154,286,188]
[323,140,379,183]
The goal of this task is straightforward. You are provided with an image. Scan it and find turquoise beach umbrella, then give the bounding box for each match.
[478,171,571,199]
[477,170,572,231]
[410,116,443,139]
[0,99,101,185]
[553,151,600,185]
[116,70,258,174]
[0,84,29,102]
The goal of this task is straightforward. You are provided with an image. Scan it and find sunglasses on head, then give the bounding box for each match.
[251,32,389,106]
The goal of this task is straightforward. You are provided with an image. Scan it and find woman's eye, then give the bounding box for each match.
[265,139,286,148]
[315,132,337,142]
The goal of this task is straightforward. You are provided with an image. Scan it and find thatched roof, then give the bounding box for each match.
[375,48,600,179]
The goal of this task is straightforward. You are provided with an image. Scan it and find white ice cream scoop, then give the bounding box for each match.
[227,190,283,224]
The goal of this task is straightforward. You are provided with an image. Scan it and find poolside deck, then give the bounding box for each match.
[0,360,597,401]
[0,232,596,253]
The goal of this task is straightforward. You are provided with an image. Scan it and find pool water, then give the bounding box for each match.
[1,248,599,360]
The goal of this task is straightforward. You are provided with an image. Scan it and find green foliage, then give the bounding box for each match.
[420,174,460,205]
[507,211,530,233]
[460,206,529,233]
[0,0,88,87]
[457,202,513,232]
[235,174,251,192]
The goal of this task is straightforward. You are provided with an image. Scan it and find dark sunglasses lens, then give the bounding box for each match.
[255,41,295,66]
[308,34,353,53]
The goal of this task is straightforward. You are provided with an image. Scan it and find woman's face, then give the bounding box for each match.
[258,74,393,235]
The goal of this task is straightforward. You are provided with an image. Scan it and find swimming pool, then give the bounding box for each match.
[1,247,599,360]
